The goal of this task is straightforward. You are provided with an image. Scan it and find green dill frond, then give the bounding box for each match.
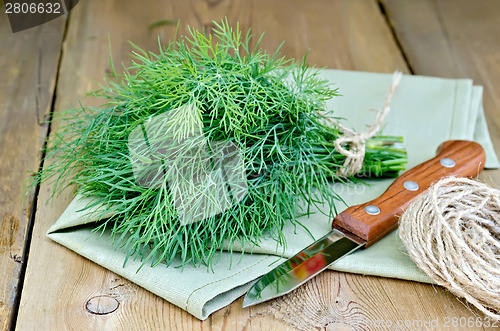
[34,19,407,269]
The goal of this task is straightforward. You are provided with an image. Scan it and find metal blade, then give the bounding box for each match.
[242,229,364,307]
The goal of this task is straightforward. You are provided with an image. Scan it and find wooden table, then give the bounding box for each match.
[1,1,499,330]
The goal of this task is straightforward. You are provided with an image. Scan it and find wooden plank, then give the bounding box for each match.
[15,0,495,330]
[380,0,500,185]
[0,10,67,330]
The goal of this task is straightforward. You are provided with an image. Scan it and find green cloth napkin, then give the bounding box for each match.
[47,70,499,320]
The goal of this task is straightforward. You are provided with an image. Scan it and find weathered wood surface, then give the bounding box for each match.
[0,11,66,331]
[3,0,499,330]
[381,0,500,185]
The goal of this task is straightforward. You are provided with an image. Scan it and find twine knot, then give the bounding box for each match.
[319,71,402,177]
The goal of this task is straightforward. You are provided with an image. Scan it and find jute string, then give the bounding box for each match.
[399,177,500,320]
[318,71,403,177]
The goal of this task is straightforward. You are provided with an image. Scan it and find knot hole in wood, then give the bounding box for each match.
[85,295,120,315]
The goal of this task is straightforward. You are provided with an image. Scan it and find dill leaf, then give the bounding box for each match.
[34,19,407,269]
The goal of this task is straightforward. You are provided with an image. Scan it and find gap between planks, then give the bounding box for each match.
[7,13,72,331]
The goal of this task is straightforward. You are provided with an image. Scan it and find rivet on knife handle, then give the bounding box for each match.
[333,140,486,247]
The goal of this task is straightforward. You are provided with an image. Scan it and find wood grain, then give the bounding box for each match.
[14,0,185,329]
[12,0,499,330]
[0,10,66,330]
[380,0,500,185]
[335,140,486,243]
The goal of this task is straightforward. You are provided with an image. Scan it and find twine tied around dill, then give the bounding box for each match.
[399,177,500,320]
[318,71,403,177]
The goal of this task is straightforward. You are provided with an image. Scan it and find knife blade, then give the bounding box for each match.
[242,140,486,307]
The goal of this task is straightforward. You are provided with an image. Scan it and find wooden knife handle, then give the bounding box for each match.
[333,140,486,246]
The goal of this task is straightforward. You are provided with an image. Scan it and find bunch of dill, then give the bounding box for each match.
[37,20,407,268]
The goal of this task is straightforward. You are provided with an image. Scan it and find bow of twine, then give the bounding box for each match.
[318,71,403,177]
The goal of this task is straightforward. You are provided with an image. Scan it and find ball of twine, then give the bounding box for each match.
[399,176,500,320]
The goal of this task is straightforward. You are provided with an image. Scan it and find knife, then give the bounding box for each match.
[242,140,486,307]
